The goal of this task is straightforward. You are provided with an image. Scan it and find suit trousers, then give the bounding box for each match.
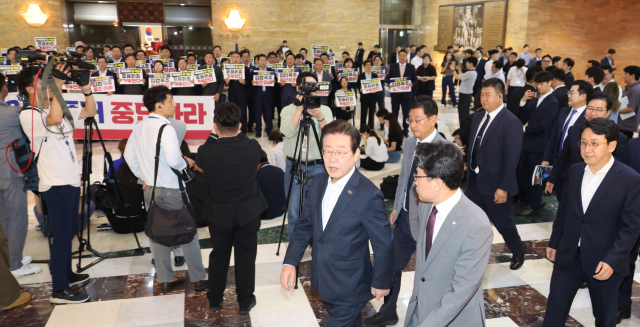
[248,97,255,129]
[465,172,524,255]
[41,185,80,292]
[618,237,640,309]
[229,91,249,134]
[324,300,367,327]
[544,250,620,327]
[441,75,457,106]
[376,92,385,113]
[517,150,545,210]
[0,216,21,308]
[458,93,473,126]
[360,97,377,129]
[553,177,566,203]
[284,159,326,242]
[379,209,416,316]
[0,177,28,271]
[254,94,274,134]
[207,217,260,308]
[391,96,412,133]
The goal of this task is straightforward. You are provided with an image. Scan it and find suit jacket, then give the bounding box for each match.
[390,52,399,65]
[228,66,252,99]
[196,133,268,227]
[473,58,487,94]
[252,67,275,104]
[118,71,148,95]
[312,70,333,106]
[528,57,542,68]
[521,94,560,153]
[405,193,493,327]
[565,71,575,90]
[355,48,365,67]
[600,56,614,67]
[552,86,569,111]
[621,138,640,174]
[548,121,627,183]
[283,169,394,306]
[592,86,603,96]
[507,84,536,123]
[201,65,225,96]
[466,108,523,196]
[366,51,377,61]
[392,133,449,240]
[549,160,640,277]
[385,63,417,99]
[357,72,378,102]
[543,106,578,164]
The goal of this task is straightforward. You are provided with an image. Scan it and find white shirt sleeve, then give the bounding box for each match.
[160,125,187,171]
[123,135,141,179]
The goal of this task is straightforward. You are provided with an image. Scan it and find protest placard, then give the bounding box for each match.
[338,68,358,83]
[335,92,356,107]
[389,77,412,93]
[317,82,331,96]
[312,45,330,58]
[170,71,194,88]
[360,79,383,94]
[149,73,172,89]
[35,37,56,51]
[372,66,387,80]
[90,76,116,93]
[194,69,216,85]
[253,71,275,86]
[119,69,145,84]
[276,68,299,84]
[223,64,245,80]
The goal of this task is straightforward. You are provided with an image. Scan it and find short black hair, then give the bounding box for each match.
[414,142,464,190]
[240,49,250,57]
[112,45,122,51]
[313,58,323,64]
[475,48,484,55]
[563,57,575,68]
[580,117,618,144]
[492,60,503,69]
[321,120,361,154]
[600,64,614,73]
[587,60,601,67]
[410,95,439,117]
[16,66,42,97]
[374,45,380,49]
[96,56,107,63]
[551,68,566,82]
[267,51,277,58]
[447,45,453,50]
[75,45,84,51]
[124,44,134,50]
[534,71,553,83]
[259,150,268,164]
[342,51,350,56]
[143,86,172,112]
[585,66,605,84]
[256,54,267,62]
[398,49,407,55]
[344,58,354,66]
[295,54,304,60]
[496,45,503,49]
[299,47,308,53]
[136,50,146,57]
[376,108,389,118]
[464,49,474,56]
[535,48,542,52]
[572,80,594,99]
[268,130,283,143]
[160,45,171,53]
[0,72,5,91]
[624,65,640,81]
[214,102,242,134]
[283,40,287,43]
[320,53,329,59]
[488,49,499,56]
[523,44,529,48]
[178,57,187,64]
[482,78,505,96]
[213,45,221,50]
[186,53,196,60]
[552,56,562,65]
[542,54,552,61]
[466,56,478,67]
[363,59,373,67]
[515,58,526,68]
[125,54,136,60]
[526,66,542,83]
[103,45,112,50]
[296,71,318,85]
[358,42,363,46]
[588,94,613,111]
[608,49,616,54]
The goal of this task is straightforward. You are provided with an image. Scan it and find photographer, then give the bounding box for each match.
[17,63,98,304]
[279,72,333,241]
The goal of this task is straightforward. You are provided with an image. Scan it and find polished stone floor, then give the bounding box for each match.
[3,88,640,327]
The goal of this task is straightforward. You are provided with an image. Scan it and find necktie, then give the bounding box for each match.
[400,64,405,77]
[471,115,491,171]
[425,206,437,260]
[558,109,577,154]
[404,159,419,212]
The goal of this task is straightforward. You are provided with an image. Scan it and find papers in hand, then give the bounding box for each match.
[532,165,553,186]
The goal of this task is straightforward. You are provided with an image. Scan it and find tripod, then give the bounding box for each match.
[74,117,144,272]
[275,109,323,289]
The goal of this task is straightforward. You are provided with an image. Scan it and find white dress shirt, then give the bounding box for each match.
[315,69,325,81]
[472,105,504,174]
[98,69,108,77]
[429,188,462,245]
[403,129,438,211]
[124,113,187,189]
[365,136,389,162]
[579,156,615,245]
[486,69,505,83]
[507,66,528,86]
[268,142,286,171]
[411,55,423,69]
[322,167,356,230]
[484,59,494,79]
[520,90,552,109]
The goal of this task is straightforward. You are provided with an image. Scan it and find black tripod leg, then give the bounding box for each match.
[276,123,304,255]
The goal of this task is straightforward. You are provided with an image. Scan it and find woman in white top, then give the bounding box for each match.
[267,130,286,171]
[505,58,528,96]
[358,125,388,171]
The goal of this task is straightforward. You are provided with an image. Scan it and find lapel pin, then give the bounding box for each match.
[347,190,353,194]
[452,221,457,225]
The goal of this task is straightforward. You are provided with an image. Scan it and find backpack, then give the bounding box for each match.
[380,175,399,200]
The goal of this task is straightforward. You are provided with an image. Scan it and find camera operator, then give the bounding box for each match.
[0,73,41,279]
[17,63,97,304]
[279,72,334,241]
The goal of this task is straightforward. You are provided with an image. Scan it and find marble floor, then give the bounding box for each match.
[4,89,640,327]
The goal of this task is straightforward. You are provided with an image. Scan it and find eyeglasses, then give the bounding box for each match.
[585,107,606,115]
[405,116,429,125]
[578,141,606,150]
[413,173,432,182]
[322,150,349,159]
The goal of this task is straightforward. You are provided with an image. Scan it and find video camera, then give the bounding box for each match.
[296,80,321,110]
[15,50,96,86]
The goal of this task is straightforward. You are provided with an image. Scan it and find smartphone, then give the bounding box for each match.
[533,92,540,99]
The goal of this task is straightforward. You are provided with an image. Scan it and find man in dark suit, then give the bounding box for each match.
[544,118,640,327]
[389,45,402,65]
[562,58,575,90]
[281,120,393,326]
[551,68,569,110]
[465,79,527,270]
[355,42,365,71]
[545,94,628,202]
[201,52,225,104]
[507,66,541,123]
[279,53,298,127]
[600,48,616,68]
[225,51,252,134]
[541,81,591,201]
[472,49,487,95]
[357,60,379,129]
[196,103,268,315]
[385,49,417,134]
[251,54,275,137]
[516,71,560,216]
[585,66,605,96]
[312,58,333,107]
[367,45,380,61]
[91,56,118,95]
[256,151,285,220]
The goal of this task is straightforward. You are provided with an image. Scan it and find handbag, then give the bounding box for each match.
[144,124,197,247]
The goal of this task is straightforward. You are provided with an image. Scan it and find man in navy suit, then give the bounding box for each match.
[516,71,560,216]
[465,78,527,270]
[584,66,605,97]
[385,49,417,135]
[544,118,640,327]
[541,81,592,201]
[90,56,118,95]
[281,120,393,326]
[600,48,616,69]
[225,51,252,134]
[551,68,569,110]
[251,54,275,137]
[562,58,575,90]
[545,94,628,201]
[472,49,487,95]
[355,42,365,71]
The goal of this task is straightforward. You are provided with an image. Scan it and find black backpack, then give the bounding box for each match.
[380,175,399,200]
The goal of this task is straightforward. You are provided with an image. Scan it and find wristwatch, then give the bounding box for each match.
[83,91,93,97]
[318,116,325,122]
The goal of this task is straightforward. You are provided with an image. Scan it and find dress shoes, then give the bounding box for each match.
[517,206,540,217]
[617,307,631,324]
[255,132,262,138]
[239,298,257,315]
[579,281,588,289]
[174,256,185,267]
[161,277,185,293]
[510,243,528,270]
[194,280,209,291]
[363,312,399,327]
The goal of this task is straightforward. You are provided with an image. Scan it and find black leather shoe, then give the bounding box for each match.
[579,281,588,289]
[161,277,185,293]
[517,206,540,217]
[194,280,208,291]
[247,126,254,133]
[363,312,399,327]
[174,256,185,267]
[209,305,220,312]
[255,132,262,138]
[510,243,527,270]
[239,298,257,315]
[617,307,631,324]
